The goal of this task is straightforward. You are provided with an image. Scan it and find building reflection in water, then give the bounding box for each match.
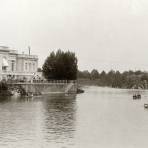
[0,94,77,147]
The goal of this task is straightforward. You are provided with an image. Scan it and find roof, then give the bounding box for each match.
[17,54,38,60]
[0,46,18,54]
[0,46,38,59]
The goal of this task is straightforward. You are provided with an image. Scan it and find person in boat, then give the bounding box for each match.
[133,93,141,99]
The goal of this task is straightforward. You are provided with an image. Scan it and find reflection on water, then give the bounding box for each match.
[0,94,76,148]
[0,87,148,148]
[43,95,76,145]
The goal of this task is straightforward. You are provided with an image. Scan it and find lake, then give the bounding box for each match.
[0,86,148,148]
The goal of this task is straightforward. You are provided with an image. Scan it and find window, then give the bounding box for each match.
[33,63,35,71]
[2,57,8,72]
[25,63,27,71]
[2,66,7,71]
[11,60,15,72]
[29,63,31,72]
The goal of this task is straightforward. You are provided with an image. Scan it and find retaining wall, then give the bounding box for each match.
[8,82,77,95]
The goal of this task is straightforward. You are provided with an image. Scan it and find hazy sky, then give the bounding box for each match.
[0,0,148,72]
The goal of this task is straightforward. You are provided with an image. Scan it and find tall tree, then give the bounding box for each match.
[42,49,78,80]
[90,69,99,80]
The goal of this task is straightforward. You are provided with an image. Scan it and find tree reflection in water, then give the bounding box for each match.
[42,94,77,145]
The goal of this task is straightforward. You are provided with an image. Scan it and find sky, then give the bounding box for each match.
[0,0,148,72]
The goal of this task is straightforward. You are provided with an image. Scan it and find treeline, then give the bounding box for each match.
[78,69,148,89]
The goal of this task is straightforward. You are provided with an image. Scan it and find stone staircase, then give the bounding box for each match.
[65,83,74,93]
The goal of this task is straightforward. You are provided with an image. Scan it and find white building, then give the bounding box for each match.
[0,46,38,81]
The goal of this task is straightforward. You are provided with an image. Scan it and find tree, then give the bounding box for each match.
[90,69,99,80]
[141,74,148,81]
[135,70,142,75]
[82,70,91,79]
[77,70,84,78]
[106,70,115,86]
[100,71,106,81]
[42,49,78,80]
[37,68,42,72]
[112,71,122,88]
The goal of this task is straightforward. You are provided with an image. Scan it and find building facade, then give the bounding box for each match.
[0,46,38,81]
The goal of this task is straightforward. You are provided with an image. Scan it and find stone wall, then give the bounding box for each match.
[8,82,77,95]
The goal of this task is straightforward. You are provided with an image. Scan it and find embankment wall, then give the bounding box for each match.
[8,82,77,95]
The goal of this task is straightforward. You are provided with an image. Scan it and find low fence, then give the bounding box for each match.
[7,79,77,84]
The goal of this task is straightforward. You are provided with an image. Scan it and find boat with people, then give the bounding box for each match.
[133,94,141,99]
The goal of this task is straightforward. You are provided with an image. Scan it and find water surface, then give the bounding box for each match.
[0,86,148,148]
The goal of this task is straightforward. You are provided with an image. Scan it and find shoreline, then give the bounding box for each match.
[78,79,148,90]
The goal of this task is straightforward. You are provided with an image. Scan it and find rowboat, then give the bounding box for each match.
[144,104,148,108]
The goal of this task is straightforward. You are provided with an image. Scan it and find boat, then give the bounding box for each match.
[133,94,141,99]
[144,104,148,108]
[77,88,84,94]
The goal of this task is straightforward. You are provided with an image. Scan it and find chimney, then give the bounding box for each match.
[28,46,31,55]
